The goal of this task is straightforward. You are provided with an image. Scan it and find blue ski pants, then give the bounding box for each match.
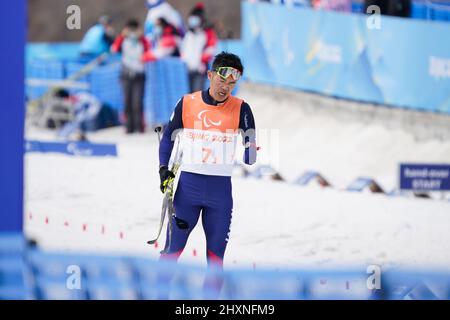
[160,171,233,268]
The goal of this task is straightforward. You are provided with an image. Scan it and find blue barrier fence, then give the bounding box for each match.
[25,41,245,127]
[1,233,450,300]
[242,2,450,114]
[26,48,190,126]
[406,1,450,22]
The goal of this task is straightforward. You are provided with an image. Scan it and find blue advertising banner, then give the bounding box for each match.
[25,140,118,157]
[242,2,450,113]
[400,164,450,191]
[0,1,25,232]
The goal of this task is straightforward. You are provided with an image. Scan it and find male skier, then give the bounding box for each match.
[158,51,257,272]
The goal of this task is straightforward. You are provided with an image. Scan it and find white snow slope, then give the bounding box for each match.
[25,83,450,272]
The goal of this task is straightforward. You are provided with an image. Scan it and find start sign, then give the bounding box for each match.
[400,164,450,191]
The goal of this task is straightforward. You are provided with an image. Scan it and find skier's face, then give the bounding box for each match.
[207,70,237,102]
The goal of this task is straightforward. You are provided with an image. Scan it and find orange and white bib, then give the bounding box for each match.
[180,91,242,176]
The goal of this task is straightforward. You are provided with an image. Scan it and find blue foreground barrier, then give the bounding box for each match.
[1,232,449,300]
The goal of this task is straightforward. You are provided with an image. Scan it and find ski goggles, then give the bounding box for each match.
[215,67,242,81]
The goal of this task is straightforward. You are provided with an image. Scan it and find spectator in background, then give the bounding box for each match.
[141,17,181,62]
[189,3,218,75]
[79,15,115,60]
[111,19,150,134]
[181,13,207,92]
[144,0,184,41]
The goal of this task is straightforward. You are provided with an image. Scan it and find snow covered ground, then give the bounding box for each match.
[24,83,450,273]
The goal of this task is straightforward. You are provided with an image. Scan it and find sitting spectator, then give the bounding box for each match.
[111,19,150,134]
[142,17,181,62]
[79,15,115,59]
[58,92,102,141]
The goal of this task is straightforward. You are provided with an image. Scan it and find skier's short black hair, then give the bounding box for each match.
[211,51,244,75]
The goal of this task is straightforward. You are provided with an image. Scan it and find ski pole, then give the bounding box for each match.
[147,126,170,246]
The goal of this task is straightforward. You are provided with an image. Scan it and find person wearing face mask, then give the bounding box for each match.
[111,19,150,133]
[188,3,218,82]
[144,0,184,40]
[141,17,181,62]
[157,52,258,298]
[79,15,115,60]
[180,14,207,92]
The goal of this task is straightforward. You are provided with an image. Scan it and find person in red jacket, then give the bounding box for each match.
[111,19,150,133]
[189,2,218,71]
[141,17,181,62]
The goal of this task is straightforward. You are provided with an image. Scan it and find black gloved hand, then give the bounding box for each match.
[159,165,175,193]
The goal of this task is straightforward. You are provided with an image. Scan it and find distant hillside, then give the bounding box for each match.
[27,0,241,42]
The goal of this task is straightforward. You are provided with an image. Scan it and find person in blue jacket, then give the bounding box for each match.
[79,15,115,60]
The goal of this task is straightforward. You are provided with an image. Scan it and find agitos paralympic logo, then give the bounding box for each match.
[197,110,222,128]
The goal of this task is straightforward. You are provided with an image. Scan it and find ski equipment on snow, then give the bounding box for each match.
[147,127,187,248]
